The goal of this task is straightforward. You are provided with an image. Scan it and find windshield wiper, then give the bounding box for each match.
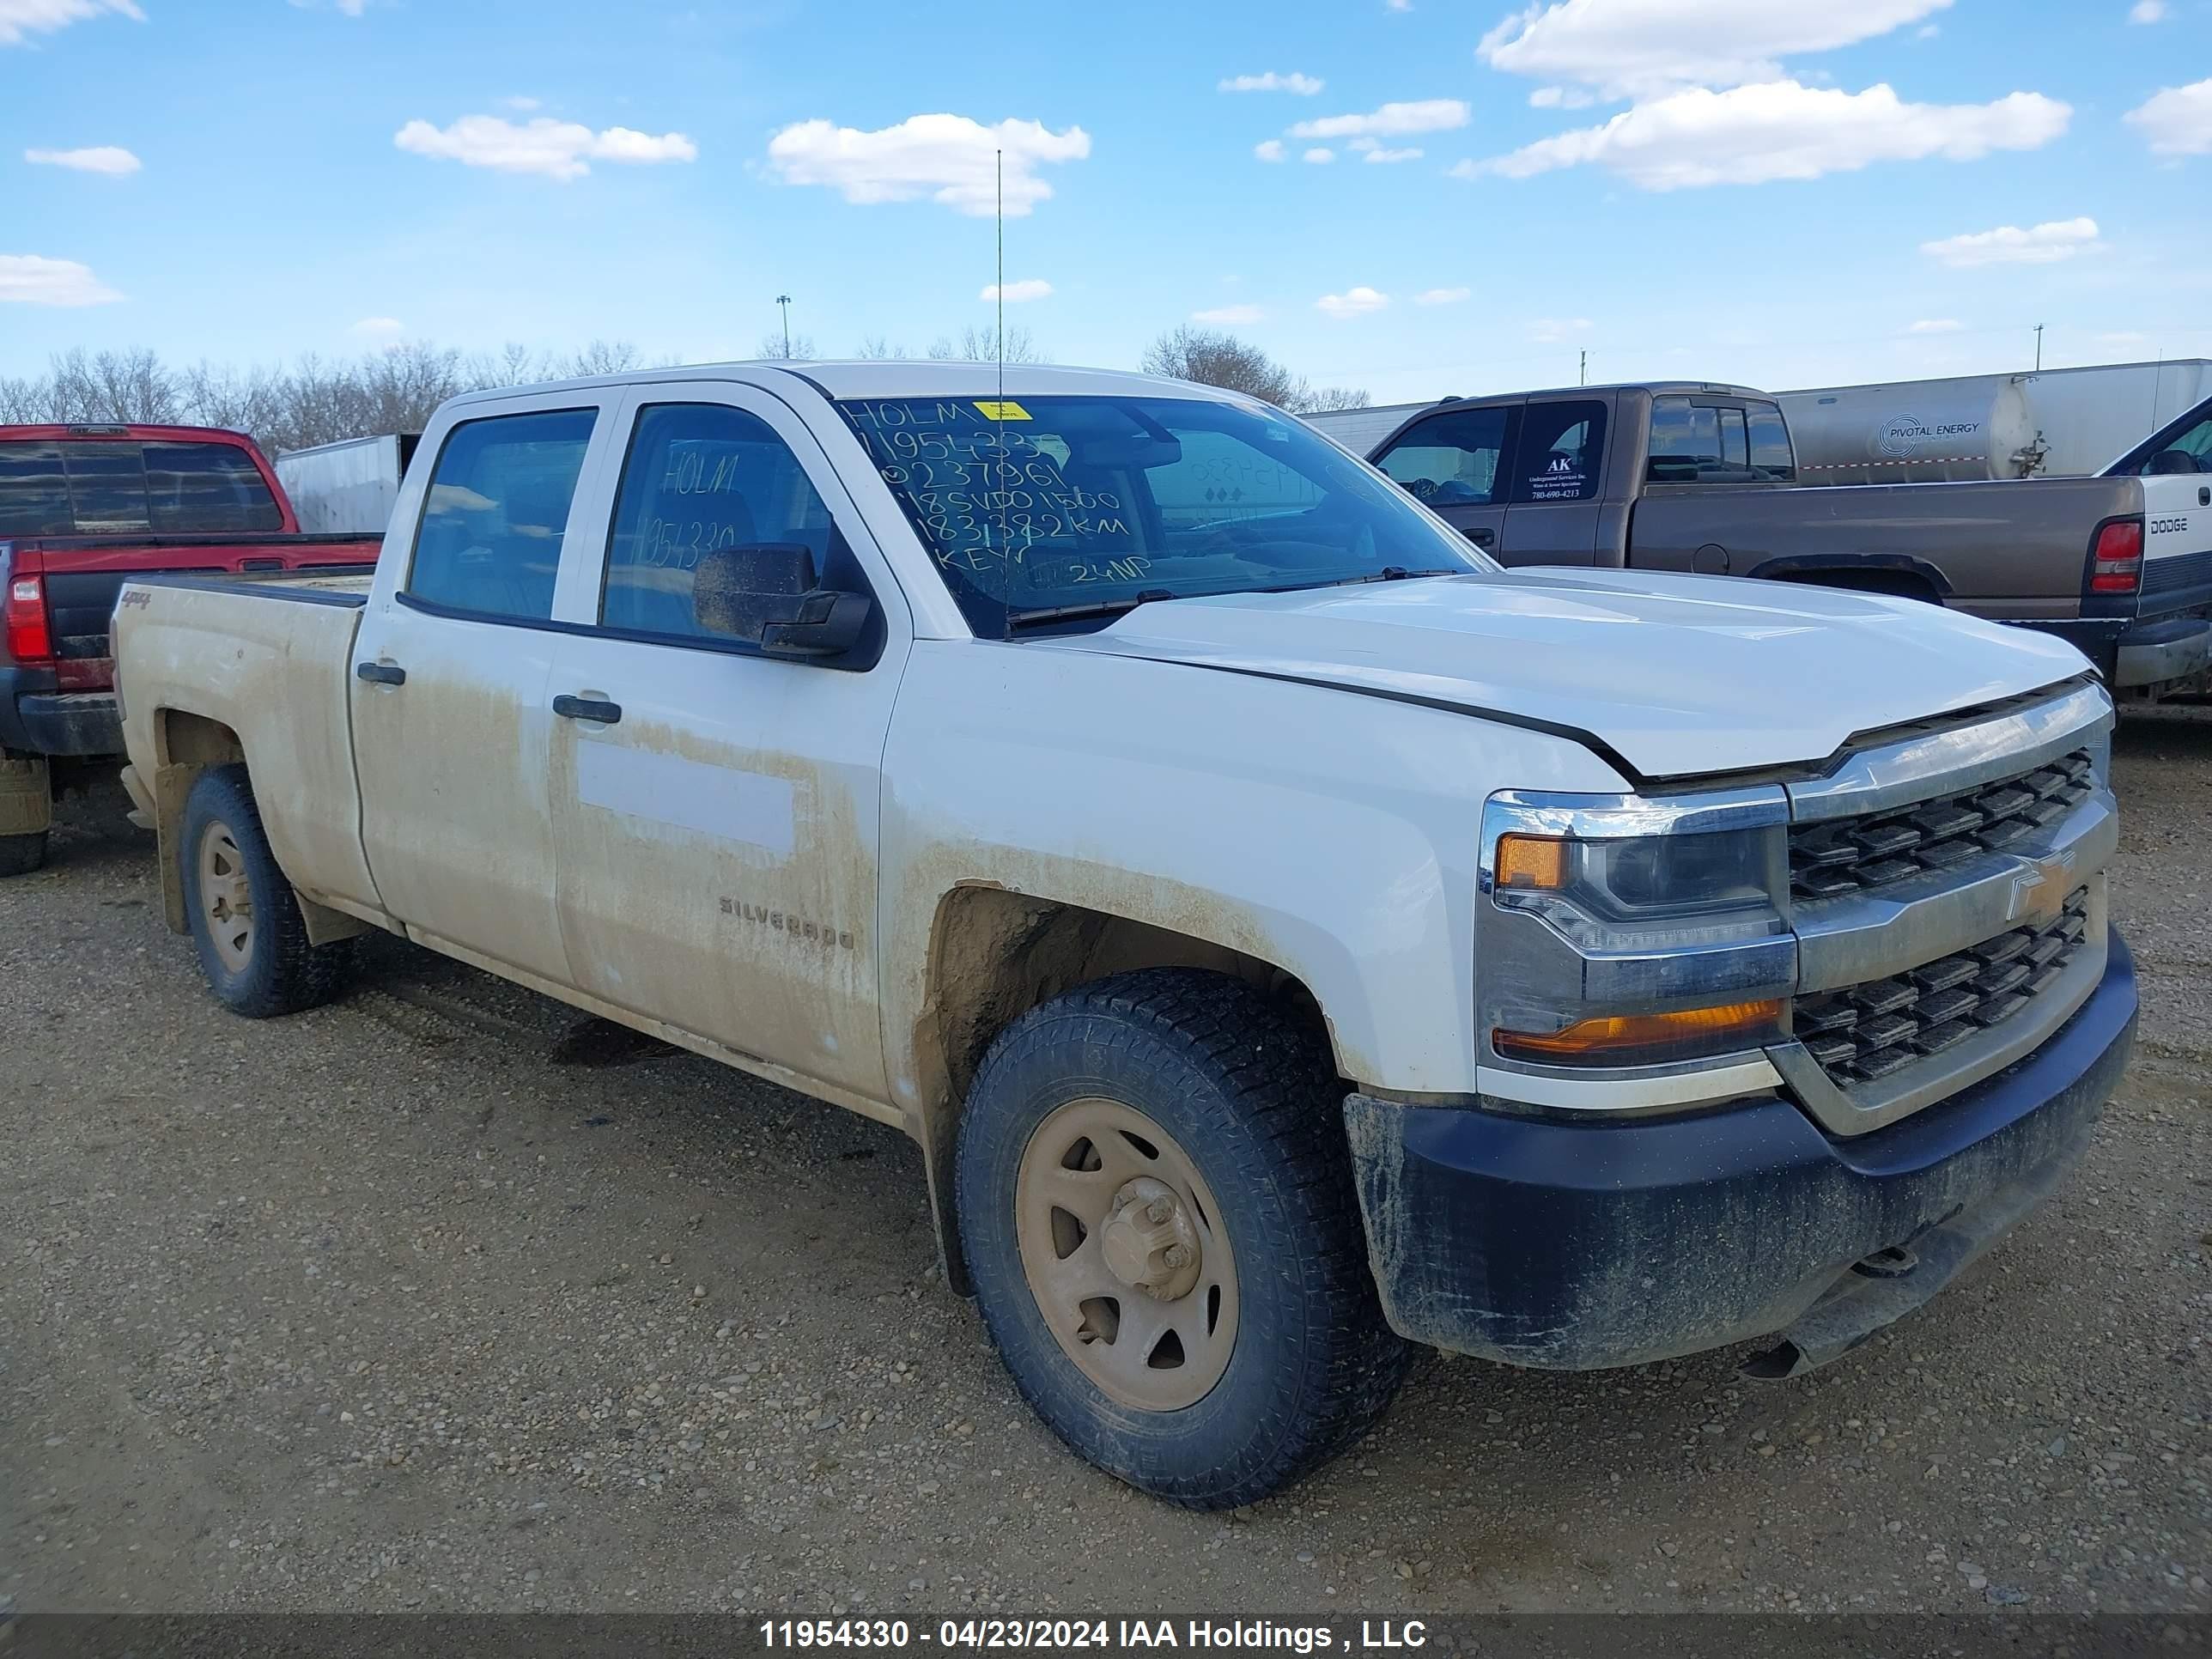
[1003,588,1180,630]
[1274,566,1466,592]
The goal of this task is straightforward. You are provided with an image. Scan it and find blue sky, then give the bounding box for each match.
[3,0,2209,402]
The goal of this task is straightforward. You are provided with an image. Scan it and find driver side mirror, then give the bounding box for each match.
[694,542,873,660]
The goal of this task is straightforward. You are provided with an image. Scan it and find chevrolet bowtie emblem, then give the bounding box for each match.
[2007,849,2077,922]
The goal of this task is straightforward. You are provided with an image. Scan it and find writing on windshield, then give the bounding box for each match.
[836,393,1485,635]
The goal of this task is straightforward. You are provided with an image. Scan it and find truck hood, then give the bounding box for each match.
[1048,568,2091,782]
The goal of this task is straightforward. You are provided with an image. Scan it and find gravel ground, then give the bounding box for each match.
[4,719,2209,1619]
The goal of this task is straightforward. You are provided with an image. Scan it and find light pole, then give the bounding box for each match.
[775,294,793,359]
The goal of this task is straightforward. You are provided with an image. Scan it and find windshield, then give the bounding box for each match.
[0,439,283,536]
[834,394,1492,634]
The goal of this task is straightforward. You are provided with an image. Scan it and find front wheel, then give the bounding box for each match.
[179,764,350,1018]
[955,969,1412,1508]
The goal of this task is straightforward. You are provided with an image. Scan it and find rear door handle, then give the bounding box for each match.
[356,661,406,686]
[553,694,623,725]
[1465,527,1496,548]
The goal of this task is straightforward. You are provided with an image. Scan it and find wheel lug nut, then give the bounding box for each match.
[1146,1198,1174,1225]
[1163,1244,1191,1269]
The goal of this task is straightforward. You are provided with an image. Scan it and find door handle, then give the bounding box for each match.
[553,694,623,725]
[356,661,406,686]
[2199,487,2209,507]
[1465,527,1496,548]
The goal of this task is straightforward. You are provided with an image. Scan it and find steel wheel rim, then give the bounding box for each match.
[1014,1097,1240,1412]
[196,819,254,974]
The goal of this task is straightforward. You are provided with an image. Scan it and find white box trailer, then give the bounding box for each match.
[272,433,422,536]
[1778,360,2212,484]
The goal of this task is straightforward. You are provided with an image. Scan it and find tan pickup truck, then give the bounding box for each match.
[111,362,2136,1507]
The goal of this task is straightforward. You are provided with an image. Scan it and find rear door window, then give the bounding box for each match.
[1373,406,1516,506]
[406,409,597,623]
[1513,400,1606,502]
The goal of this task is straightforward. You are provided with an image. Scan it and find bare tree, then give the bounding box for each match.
[548,339,643,380]
[757,331,818,362]
[928,325,1040,364]
[854,334,911,360]
[1140,325,1367,414]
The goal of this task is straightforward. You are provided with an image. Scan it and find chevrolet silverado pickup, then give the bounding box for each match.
[0,423,380,873]
[1322,383,2210,696]
[112,363,2136,1506]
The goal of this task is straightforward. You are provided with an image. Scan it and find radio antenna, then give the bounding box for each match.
[994,146,1008,634]
[995,148,1006,407]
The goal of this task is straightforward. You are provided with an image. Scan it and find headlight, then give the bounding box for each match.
[1479,789,1796,1103]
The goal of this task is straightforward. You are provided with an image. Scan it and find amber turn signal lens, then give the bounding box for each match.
[1493,999,1786,1065]
[1495,832,1569,890]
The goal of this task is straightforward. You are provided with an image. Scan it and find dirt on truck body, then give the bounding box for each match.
[109,359,2136,1507]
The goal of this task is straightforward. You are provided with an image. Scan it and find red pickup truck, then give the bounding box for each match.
[0,423,381,874]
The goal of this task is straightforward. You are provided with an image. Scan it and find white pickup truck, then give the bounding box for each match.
[112,362,2138,1507]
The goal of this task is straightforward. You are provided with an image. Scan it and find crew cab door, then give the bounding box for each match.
[349,393,619,981]
[541,383,908,1102]
[1369,404,1516,554]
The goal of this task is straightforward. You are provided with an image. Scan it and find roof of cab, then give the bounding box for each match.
[445,360,1249,408]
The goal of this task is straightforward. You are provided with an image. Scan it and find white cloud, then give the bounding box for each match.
[395,115,697,181]
[1254,138,1286,162]
[1530,317,1594,343]
[1905,318,1963,333]
[1348,137,1424,162]
[1465,80,2069,191]
[1316,286,1390,318]
[24,144,140,175]
[0,253,121,306]
[1192,304,1263,325]
[2127,79,2212,155]
[1529,86,1595,109]
[2130,0,2170,20]
[1218,71,1322,94]
[0,0,142,47]
[1291,99,1470,139]
[350,316,405,337]
[1477,0,1954,99]
[1304,147,1337,164]
[981,278,1052,303]
[2097,330,2150,346]
[766,113,1089,216]
[503,95,542,112]
[1415,286,1471,304]
[1387,0,1412,9]
[1920,217,2101,267]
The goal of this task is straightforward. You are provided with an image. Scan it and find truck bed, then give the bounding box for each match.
[112,571,378,916]
[1626,475,2146,619]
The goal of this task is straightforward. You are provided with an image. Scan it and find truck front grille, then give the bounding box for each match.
[1793,888,2091,1087]
[1789,750,2095,902]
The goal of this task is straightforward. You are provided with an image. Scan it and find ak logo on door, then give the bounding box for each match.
[720,896,857,951]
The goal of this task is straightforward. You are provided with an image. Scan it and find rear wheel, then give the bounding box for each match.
[956,969,1412,1508]
[0,752,50,877]
[179,764,350,1018]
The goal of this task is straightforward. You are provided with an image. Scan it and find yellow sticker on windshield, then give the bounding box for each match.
[974,400,1031,421]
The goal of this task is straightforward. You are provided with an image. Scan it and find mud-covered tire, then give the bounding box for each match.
[179,764,350,1018]
[956,968,1413,1508]
[0,830,47,877]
